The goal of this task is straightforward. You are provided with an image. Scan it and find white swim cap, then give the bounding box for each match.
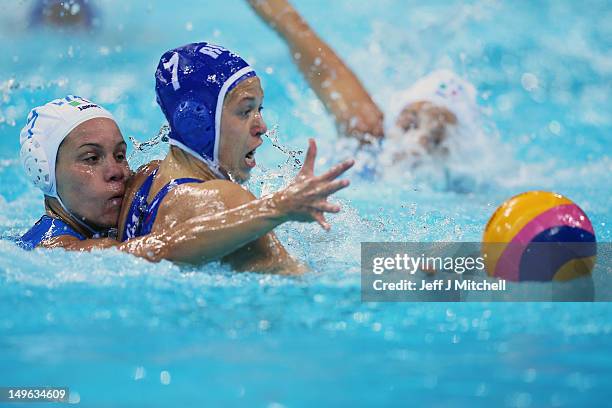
[19,95,115,198]
[391,69,479,126]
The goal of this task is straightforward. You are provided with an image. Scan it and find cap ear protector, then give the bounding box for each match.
[20,136,53,194]
[171,99,215,156]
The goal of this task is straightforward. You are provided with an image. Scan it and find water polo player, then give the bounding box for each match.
[18,95,352,268]
[248,0,481,161]
[18,96,129,250]
[117,42,354,274]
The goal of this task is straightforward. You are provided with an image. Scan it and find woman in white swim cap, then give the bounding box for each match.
[19,95,129,248]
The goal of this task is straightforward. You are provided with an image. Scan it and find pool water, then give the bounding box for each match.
[1,0,611,406]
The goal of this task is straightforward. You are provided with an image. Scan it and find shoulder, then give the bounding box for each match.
[198,180,256,205]
[167,179,255,204]
[159,180,256,223]
[126,160,161,191]
[136,160,162,175]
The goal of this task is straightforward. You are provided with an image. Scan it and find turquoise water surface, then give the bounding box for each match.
[0,0,611,406]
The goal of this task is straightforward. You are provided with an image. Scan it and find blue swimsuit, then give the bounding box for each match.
[17,215,85,250]
[121,168,203,241]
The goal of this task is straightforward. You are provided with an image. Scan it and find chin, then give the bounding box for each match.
[231,168,252,183]
[98,213,120,229]
[235,174,250,184]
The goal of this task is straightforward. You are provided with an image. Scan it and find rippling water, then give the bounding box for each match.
[0,0,610,406]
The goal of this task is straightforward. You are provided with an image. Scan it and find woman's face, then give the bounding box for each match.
[218,76,267,182]
[55,118,130,229]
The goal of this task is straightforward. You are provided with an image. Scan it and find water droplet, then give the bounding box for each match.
[548,121,561,135]
[160,370,171,385]
[134,366,146,380]
[258,320,270,331]
[521,73,539,91]
[70,3,81,15]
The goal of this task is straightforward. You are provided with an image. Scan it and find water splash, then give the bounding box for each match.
[128,124,169,158]
[126,124,170,169]
[264,124,303,169]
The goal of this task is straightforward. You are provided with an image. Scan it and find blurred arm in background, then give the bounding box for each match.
[247,0,384,143]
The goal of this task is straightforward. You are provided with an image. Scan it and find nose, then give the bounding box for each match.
[252,111,267,137]
[104,158,127,183]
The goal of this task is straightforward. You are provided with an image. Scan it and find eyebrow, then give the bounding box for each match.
[237,96,257,104]
[78,141,127,150]
[78,143,102,150]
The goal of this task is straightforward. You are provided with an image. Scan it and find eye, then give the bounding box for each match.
[83,155,99,163]
[116,152,126,162]
[258,105,264,113]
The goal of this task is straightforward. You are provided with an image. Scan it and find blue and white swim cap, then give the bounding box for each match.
[19,95,115,198]
[155,42,256,177]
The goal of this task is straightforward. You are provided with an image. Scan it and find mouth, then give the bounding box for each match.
[108,193,124,208]
[244,147,257,168]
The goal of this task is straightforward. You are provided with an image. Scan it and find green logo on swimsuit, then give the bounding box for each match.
[69,101,82,107]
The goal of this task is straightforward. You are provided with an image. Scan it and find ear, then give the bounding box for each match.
[172,99,216,155]
[21,138,53,194]
[173,100,213,134]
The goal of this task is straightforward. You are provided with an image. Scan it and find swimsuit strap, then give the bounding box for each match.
[121,168,159,241]
[140,177,204,236]
[122,169,204,241]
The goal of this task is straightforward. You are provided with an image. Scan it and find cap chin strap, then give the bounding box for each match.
[167,137,229,180]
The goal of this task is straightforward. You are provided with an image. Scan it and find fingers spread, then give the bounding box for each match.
[298,138,317,177]
[312,211,330,231]
[319,159,355,181]
[319,179,350,196]
[311,201,341,213]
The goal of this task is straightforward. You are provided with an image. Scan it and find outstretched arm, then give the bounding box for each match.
[248,0,384,142]
[40,204,295,268]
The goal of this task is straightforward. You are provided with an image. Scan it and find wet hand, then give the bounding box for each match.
[340,104,385,144]
[275,139,354,230]
[336,98,384,144]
